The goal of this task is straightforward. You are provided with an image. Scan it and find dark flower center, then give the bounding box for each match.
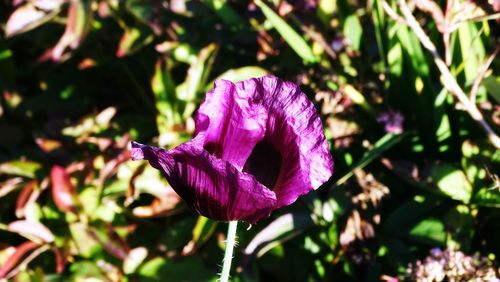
[243,139,282,190]
[204,142,223,159]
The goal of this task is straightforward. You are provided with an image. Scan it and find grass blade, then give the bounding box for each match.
[254,0,317,64]
[336,132,408,186]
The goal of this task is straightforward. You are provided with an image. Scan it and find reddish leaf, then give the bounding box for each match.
[88,226,129,260]
[97,148,130,188]
[6,1,65,37]
[35,138,63,153]
[13,0,25,6]
[76,136,113,151]
[127,163,146,201]
[50,165,78,213]
[34,0,66,10]
[8,220,55,243]
[132,196,182,218]
[78,57,97,69]
[0,241,41,279]
[116,26,153,58]
[0,177,24,198]
[53,247,65,273]
[5,3,47,37]
[380,158,421,185]
[15,180,39,218]
[51,0,93,61]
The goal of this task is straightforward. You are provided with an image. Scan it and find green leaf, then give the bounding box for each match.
[461,139,499,187]
[210,66,269,87]
[387,42,403,76]
[409,218,446,245]
[152,58,181,131]
[124,247,148,275]
[69,222,100,259]
[434,88,452,147]
[172,44,198,64]
[372,0,387,69]
[176,44,218,118]
[318,0,336,24]
[444,205,474,251]
[254,0,317,64]
[139,256,217,282]
[430,163,472,203]
[327,186,352,218]
[79,187,99,217]
[126,0,154,21]
[327,223,339,248]
[116,25,154,58]
[473,188,500,207]
[343,15,362,51]
[336,133,407,186]
[388,24,438,150]
[458,21,485,85]
[382,196,443,236]
[340,85,376,116]
[482,75,500,104]
[244,213,314,258]
[70,261,108,280]
[0,49,12,61]
[203,0,245,30]
[0,46,15,87]
[159,217,196,250]
[397,25,429,76]
[377,238,412,270]
[191,216,217,246]
[0,160,41,178]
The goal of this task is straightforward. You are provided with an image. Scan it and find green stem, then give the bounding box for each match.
[220,220,238,282]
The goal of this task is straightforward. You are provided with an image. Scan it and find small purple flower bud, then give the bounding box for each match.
[377,111,404,134]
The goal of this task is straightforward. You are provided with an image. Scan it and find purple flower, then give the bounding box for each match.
[377,111,404,134]
[131,76,333,224]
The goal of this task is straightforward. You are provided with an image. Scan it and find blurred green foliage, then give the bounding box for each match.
[0,0,499,281]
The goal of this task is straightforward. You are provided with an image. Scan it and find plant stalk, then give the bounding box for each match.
[220,220,238,282]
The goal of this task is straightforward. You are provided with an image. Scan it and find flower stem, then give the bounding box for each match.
[220,220,238,282]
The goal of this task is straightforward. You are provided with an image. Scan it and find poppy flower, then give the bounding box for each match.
[131,75,333,224]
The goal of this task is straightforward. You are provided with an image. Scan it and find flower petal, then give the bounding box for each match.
[130,141,277,224]
[195,80,268,170]
[238,76,333,208]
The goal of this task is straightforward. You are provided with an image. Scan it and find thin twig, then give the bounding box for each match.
[457,13,500,24]
[470,45,499,102]
[301,24,338,60]
[412,0,445,31]
[382,1,406,24]
[397,0,500,149]
[443,0,452,65]
[289,14,338,60]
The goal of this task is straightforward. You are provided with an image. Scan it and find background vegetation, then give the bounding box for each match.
[0,0,499,281]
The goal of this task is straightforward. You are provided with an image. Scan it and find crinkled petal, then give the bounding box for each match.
[130,141,277,224]
[195,80,268,170]
[238,76,334,208]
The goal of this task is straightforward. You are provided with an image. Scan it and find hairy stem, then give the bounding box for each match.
[220,221,238,282]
